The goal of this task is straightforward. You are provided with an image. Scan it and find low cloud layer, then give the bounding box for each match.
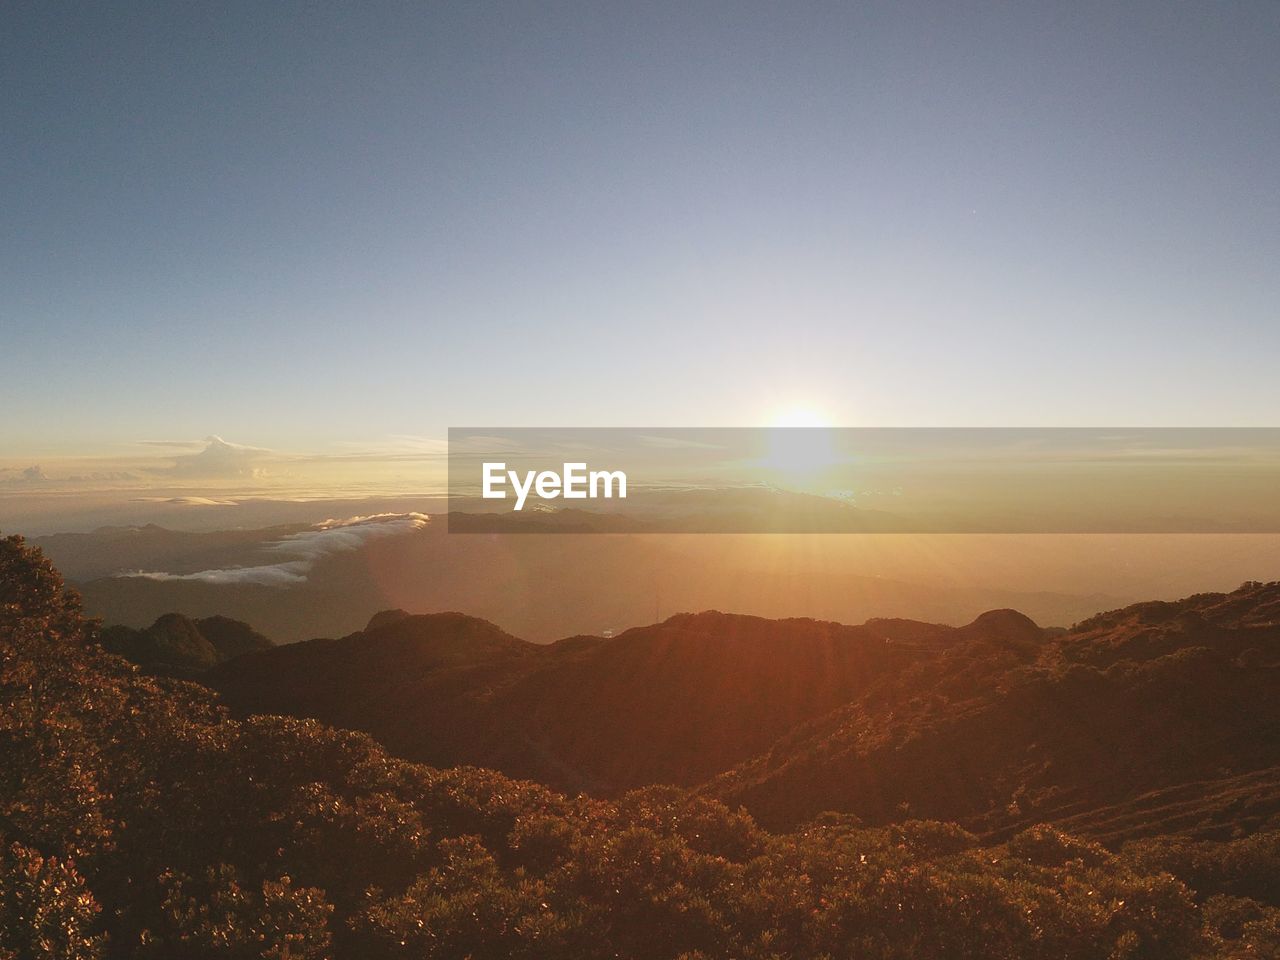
[133,496,242,506]
[1,465,141,487]
[121,512,429,586]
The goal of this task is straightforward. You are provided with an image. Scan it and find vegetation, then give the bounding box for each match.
[4,533,1280,957]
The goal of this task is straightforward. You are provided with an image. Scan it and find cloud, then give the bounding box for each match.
[0,465,50,486]
[449,435,528,455]
[129,561,313,587]
[138,439,210,449]
[637,434,726,451]
[64,471,140,482]
[132,496,242,506]
[152,436,274,479]
[323,435,449,461]
[1,466,141,486]
[120,512,430,586]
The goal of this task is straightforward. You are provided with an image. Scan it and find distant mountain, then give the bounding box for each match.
[37,521,1142,642]
[101,612,272,675]
[194,613,275,659]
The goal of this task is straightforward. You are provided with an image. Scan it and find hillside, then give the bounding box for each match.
[706,583,1280,837]
[13,538,1280,957]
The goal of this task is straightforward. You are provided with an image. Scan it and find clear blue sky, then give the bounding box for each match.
[3,1,1278,457]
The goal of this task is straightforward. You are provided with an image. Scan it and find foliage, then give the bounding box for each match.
[0,840,104,960]
[1122,831,1280,905]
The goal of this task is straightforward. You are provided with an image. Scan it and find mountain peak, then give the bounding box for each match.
[365,608,412,632]
[961,608,1043,643]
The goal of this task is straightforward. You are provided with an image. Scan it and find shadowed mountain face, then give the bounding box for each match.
[100,613,272,676]
[705,583,1280,837]
[207,610,955,793]
[207,585,1280,844]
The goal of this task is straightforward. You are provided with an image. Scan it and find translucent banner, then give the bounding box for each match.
[446,428,1280,533]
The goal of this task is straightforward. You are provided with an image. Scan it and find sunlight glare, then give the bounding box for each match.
[764,406,839,481]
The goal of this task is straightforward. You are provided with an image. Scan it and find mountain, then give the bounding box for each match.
[100,612,272,675]
[207,609,978,793]
[705,583,1280,838]
[38,521,1149,642]
[194,613,275,659]
[207,585,1280,848]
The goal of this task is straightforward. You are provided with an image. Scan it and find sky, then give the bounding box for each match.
[3,0,1278,476]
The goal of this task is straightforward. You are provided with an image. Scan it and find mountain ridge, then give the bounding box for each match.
[705,581,1280,836]
[204,583,1280,845]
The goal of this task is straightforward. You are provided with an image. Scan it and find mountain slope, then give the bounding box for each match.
[207,583,1280,846]
[705,583,1280,837]
[207,609,978,793]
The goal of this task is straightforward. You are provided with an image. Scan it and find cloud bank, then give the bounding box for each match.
[121,512,429,586]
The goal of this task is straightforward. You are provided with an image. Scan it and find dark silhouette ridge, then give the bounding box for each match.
[206,586,1280,844]
[207,608,969,793]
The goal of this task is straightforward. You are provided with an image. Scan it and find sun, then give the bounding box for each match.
[763,406,839,480]
[769,406,831,429]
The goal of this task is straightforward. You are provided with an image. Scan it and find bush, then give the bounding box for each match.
[0,840,104,960]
